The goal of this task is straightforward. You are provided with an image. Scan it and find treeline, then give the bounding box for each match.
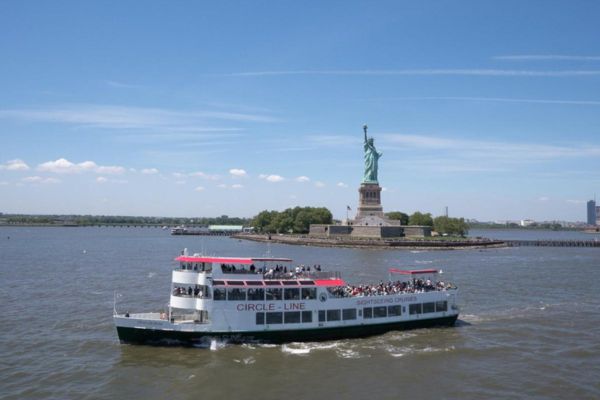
[252,207,333,233]
[0,214,251,226]
[468,221,566,230]
[386,211,469,236]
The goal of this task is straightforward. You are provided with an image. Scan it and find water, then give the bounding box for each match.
[1,227,599,399]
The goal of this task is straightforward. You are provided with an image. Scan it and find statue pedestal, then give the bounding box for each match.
[355,183,385,223]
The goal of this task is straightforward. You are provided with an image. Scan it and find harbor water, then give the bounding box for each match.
[0,227,599,399]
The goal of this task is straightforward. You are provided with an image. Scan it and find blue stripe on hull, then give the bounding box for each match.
[116,315,459,346]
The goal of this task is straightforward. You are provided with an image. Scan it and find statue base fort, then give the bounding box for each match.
[309,182,431,239]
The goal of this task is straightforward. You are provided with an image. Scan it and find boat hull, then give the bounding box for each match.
[116,314,459,346]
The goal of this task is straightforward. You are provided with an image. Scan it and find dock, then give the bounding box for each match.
[506,240,600,247]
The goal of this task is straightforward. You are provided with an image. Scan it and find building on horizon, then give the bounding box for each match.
[588,200,597,226]
[520,219,535,227]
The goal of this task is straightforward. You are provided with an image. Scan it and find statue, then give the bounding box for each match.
[362,124,382,183]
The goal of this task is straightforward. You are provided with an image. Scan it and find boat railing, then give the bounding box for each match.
[172,292,211,299]
[262,270,341,280]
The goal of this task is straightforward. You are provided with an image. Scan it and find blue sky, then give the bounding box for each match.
[1,1,600,221]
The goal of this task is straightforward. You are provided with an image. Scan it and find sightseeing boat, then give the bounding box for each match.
[114,250,459,346]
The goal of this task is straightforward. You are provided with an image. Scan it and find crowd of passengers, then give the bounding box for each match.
[328,278,455,298]
[172,286,208,298]
[221,263,322,278]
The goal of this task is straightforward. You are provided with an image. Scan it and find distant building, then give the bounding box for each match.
[596,206,600,226]
[588,200,597,226]
[520,219,535,227]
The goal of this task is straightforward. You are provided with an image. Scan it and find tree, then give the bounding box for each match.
[386,211,409,225]
[433,216,469,236]
[250,206,333,234]
[409,212,433,227]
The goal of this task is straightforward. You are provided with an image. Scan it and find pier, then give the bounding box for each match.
[506,240,600,247]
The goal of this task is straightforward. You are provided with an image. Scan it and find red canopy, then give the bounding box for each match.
[388,268,439,275]
[175,256,292,264]
[314,278,346,287]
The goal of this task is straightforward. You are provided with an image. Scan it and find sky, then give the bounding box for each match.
[1,1,600,222]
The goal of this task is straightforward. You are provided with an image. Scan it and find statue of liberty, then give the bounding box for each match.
[362,124,382,183]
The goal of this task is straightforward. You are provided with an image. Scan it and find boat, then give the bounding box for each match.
[113,250,459,346]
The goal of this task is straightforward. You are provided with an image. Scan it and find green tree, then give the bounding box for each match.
[409,212,433,227]
[386,211,409,225]
[433,216,469,236]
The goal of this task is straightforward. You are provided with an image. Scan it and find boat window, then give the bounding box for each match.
[226,281,245,286]
[264,281,281,286]
[301,311,312,323]
[301,287,317,300]
[256,313,265,325]
[247,288,265,301]
[266,288,282,301]
[318,310,326,322]
[284,311,301,324]
[299,281,315,285]
[266,312,283,324]
[213,288,226,301]
[342,308,357,320]
[409,303,422,315]
[373,306,387,318]
[435,301,448,312]
[227,288,246,301]
[326,309,341,321]
[212,280,225,286]
[363,307,373,319]
[388,305,402,316]
[423,302,435,313]
[284,288,300,300]
[282,280,298,285]
[245,281,263,286]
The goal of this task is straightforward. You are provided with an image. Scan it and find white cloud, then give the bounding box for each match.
[0,104,277,131]
[295,176,310,182]
[538,196,549,202]
[337,182,348,188]
[0,159,30,171]
[315,181,325,188]
[566,199,585,205]
[217,184,228,188]
[229,168,247,177]
[96,177,108,183]
[172,172,186,179]
[194,186,205,192]
[189,171,220,180]
[381,134,600,162]
[141,168,159,175]
[37,158,125,174]
[0,181,9,185]
[260,174,285,183]
[96,165,126,175]
[22,176,60,184]
[382,187,388,192]
[494,55,600,61]
[223,69,600,78]
[175,180,186,185]
[231,184,244,189]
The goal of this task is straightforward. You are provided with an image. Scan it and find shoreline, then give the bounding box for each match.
[231,233,507,250]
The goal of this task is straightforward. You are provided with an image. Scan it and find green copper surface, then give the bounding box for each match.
[362,125,382,183]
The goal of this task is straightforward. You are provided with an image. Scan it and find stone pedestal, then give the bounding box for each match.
[355,183,384,221]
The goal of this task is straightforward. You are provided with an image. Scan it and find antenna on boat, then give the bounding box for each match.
[113,290,118,316]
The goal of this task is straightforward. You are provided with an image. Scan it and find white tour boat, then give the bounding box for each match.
[114,250,459,345]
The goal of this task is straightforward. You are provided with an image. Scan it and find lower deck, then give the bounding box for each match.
[116,314,458,345]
